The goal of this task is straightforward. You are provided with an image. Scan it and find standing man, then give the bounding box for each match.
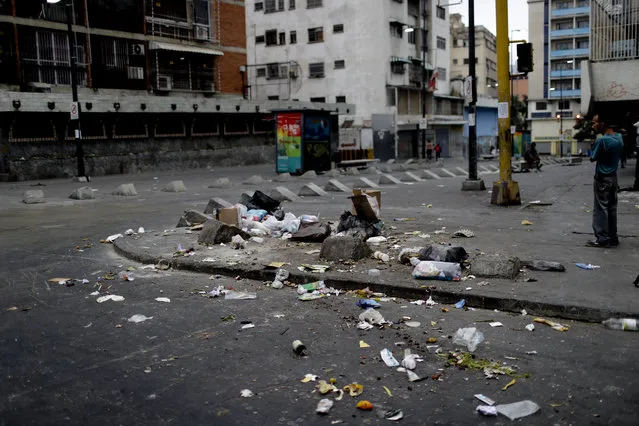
[587,114,624,248]
[426,140,434,160]
[435,143,442,161]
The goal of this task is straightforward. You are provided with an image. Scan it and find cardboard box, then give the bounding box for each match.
[350,193,381,223]
[351,189,382,220]
[218,207,240,226]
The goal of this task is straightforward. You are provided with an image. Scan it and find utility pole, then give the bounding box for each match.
[462,0,485,191]
[491,0,520,205]
[420,0,427,160]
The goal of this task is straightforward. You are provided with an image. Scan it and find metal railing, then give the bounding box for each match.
[591,0,639,61]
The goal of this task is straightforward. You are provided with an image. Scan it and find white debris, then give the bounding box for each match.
[240,389,254,398]
[105,233,123,243]
[127,314,153,323]
[96,295,125,303]
[155,297,171,303]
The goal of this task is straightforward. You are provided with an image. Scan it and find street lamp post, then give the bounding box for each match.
[47,0,85,178]
[509,29,520,134]
[556,59,573,157]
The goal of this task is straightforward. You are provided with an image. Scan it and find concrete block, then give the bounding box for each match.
[324,169,339,177]
[73,176,88,183]
[198,219,251,245]
[204,197,232,214]
[238,192,254,206]
[274,173,293,182]
[470,254,520,279]
[456,167,469,176]
[404,158,415,165]
[420,170,441,180]
[69,186,95,200]
[163,180,187,192]
[300,170,317,179]
[243,175,264,185]
[299,183,328,197]
[22,189,45,204]
[380,165,394,173]
[345,167,360,176]
[208,177,231,188]
[112,183,137,196]
[401,172,422,182]
[386,159,396,164]
[461,179,486,191]
[320,235,373,261]
[356,177,379,189]
[177,209,212,228]
[324,179,350,192]
[378,174,402,185]
[270,186,302,202]
[440,168,458,178]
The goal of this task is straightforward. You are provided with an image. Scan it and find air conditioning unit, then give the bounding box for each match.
[130,43,145,56]
[157,75,172,91]
[194,24,210,41]
[127,66,144,80]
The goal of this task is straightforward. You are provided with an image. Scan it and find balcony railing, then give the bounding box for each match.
[549,89,581,98]
[550,48,590,57]
[551,7,590,17]
[550,69,582,78]
[551,27,590,38]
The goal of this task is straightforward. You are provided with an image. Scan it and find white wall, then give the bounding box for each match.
[527,0,545,101]
[429,1,450,95]
[590,59,639,101]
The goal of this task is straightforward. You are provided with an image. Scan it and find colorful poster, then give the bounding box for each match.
[513,132,523,159]
[276,112,302,173]
[303,115,331,172]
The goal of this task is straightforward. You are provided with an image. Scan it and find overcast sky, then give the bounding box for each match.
[448,0,529,41]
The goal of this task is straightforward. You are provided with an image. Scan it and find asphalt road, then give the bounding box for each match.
[1,160,639,424]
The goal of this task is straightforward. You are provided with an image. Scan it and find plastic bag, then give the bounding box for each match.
[245,209,268,221]
[359,308,385,325]
[337,211,381,239]
[399,247,423,264]
[496,400,540,420]
[247,190,280,213]
[410,258,461,281]
[452,327,485,352]
[418,244,468,264]
[231,235,246,250]
[225,290,257,300]
[290,222,331,242]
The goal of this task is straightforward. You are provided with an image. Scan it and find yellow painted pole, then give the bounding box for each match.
[491,0,521,205]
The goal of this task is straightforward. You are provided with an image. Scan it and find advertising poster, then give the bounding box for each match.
[276,112,302,173]
[513,132,523,159]
[303,115,331,171]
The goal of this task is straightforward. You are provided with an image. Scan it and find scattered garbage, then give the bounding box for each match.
[290,222,331,243]
[359,340,370,348]
[230,235,246,250]
[368,268,381,277]
[367,236,387,245]
[489,322,503,327]
[298,293,325,301]
[521,260,566,272]
[576,263,600,270]
[359,309,386,326]
[372,251,390,262]
[525,324,535,331]
[382,386,393,397]
[292,340,307,355]
[96,295,125,303]
[404,321,421,328]
[476,405,498,416]
[356,400,374,411]
[411,258,462,281]
[297,264,330,273]
[398,247,422,264]
[155,297,171,303]
[455,299,466,309]
[337,211,382,239]
[401,352,423,370]
[452,229,475,238]
[474,394,495,406]
[380,348,400,367]
[297,281,326,294]
[521,220,533,226]
[383,409,403,421]
[602,318,638,331]
[105,233,123,243]
[502,378,516,391]
[419,244,468,263]
[357,322,375,330]
[241,323,255,330]
[357,299,381,309]
[240,389,254,398]
[316,380,337,395]
[452,327,485,352]
[406,370,423,382]
[316,399,334,414]
[246,190,280,213]
[534,317,569,331]
[225,291,257,300]
[271,268,289,289]
[495,400,540,420]
[344,383,364,397]
[301,374,318,383]
[128,314,153,323]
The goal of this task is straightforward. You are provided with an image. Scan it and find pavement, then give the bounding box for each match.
[56,157,635,323]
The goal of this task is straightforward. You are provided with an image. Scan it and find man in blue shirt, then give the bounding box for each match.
[587,114,624,248]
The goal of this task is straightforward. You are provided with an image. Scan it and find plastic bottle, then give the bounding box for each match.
[602,318,638,331]
[292,340,307,355]
[576,263,600,270]
[373,251,390,262]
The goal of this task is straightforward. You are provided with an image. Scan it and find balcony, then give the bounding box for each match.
[549,89,581,98]
[550,69,582,78]
[551,7,590,17]
[550,48,589,57]
[551,28,590,38]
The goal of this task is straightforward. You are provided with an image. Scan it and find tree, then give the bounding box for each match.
[572,116,596,142]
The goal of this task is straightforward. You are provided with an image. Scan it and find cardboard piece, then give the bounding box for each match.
[218,207,240,226]
[351,189,382,222]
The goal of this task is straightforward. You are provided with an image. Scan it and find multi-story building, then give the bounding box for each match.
[0,0,351,181]
[245,0,465,160]
[449,13,498,99]
[527,0,591,154]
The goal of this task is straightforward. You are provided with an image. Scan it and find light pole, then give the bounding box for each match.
[47,0,86,178]
[509,29,520,133]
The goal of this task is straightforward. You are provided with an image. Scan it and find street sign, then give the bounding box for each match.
[464,76,473,103]
[510,125,517,134]
[468,113,475,127]
[498,102,509,119]
[418,117,428,130]
[70,102,79,120]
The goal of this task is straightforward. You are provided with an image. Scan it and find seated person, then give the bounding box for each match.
[523,142,542,170]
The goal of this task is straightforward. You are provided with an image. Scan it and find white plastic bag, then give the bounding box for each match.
[230,235,246,249]
[410,258,461,281]
[452,327,485,352]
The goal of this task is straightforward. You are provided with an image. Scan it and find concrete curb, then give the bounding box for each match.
[112,238,635,323]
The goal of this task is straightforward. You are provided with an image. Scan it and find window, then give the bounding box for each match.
[279,32,286,45]
[391,62,405,74]
[437,36,446,50]
[408,30,416,44]
[386,88,396,106]
[268,95,280,100]
[486,78,497,87]
[577,39,589,49]
[290,0,296,9]
[334,59,345,69]
[265,29,278,46]
[265,0,276,13]
[463,58,478,65]
[390,22,403,38]
[554,1,571,10]
[437,67,446,80]
[255,2,264,11]
[486,58,496,70]
[267,63,281,78]
[308,27,324,43]
[310,97,326,103]
[555,41,571,50]
[577,0,588,6]
[278,0,285,10]
[257,68,266,77]
[336,96,346,103]
[555,21,572,30]
[309,62,325,78]
[453,58,458,65]
[536,102,547,110]
[558,100,570,110]
[307,0,322,8]
[436,6,445,19]
[255,35,265,43]
[290,31,297,44]
[333,24,344,33]
[577,20,589,28]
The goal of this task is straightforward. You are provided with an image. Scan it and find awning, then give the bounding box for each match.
[391,56,412,64]
[149,41,224,56]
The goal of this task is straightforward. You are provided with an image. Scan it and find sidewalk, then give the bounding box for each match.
[111,160,639,323]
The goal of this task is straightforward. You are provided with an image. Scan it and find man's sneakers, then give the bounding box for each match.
[585,239,615,248]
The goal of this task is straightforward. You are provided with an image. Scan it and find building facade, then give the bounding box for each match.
[527,0,591,154]
[449,13,498,99]
[245,0,465,159]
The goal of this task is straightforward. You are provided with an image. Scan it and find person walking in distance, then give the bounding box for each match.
[435,143,442,161]
[586,114,624,248]
[426,140,434,160]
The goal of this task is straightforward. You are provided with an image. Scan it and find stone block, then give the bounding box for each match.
[421,170,441,180]
[73,176,88,183]
[204,197,232,214]
[378,174,402,185]
[22,189,45,204]
[274,173,292,182]
[163,180,187,192]
[324,169,339,177]
[300,170,317,179]
[112,183,138,196]
[198,219,251,245]
[270,186,302,202]
[320,235,373,261]
[238,192,254,206]
[208,177,231,188]
[324,179,350,192]
[299,183,328,197]
[356,177,379,189]
[470,255,520,279]
[69,186,95,200]
[180,209,212,227]
[401,172,422,182]
[380,165,394,173]
[345,167,360,176]
[243,175,264,185]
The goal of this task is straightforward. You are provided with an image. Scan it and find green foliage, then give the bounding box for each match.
[573,118,596,141]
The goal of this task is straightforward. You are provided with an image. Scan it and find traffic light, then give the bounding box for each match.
[517,43,534,74]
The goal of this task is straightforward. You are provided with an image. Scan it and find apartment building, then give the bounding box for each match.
[245,0,466,159]
[527,0,591,154]
[449,13,498,99]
